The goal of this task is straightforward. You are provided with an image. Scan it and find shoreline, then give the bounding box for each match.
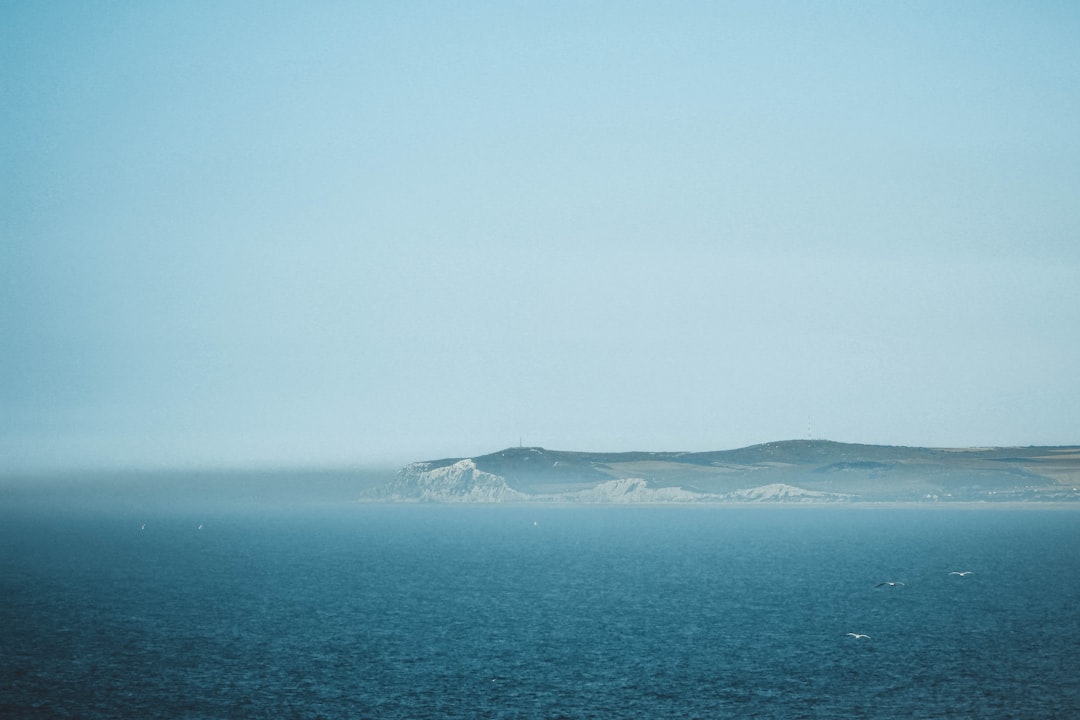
[356,499,1080,510]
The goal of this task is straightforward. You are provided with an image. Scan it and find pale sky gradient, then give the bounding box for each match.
[3,2,1079,470]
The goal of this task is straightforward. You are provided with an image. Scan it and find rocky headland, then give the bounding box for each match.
[365,440,1080,504]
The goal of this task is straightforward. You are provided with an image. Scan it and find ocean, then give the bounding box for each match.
[2,482,1079,719]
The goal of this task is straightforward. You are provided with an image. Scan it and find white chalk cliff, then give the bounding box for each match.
[372,462,848,504]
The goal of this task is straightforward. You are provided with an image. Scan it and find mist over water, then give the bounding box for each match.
[0,468,394,517]
[3,476,1079,718]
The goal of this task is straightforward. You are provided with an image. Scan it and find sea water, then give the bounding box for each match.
[2,492,1079,718]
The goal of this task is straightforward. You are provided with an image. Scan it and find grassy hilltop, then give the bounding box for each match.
[376,440,1080,503]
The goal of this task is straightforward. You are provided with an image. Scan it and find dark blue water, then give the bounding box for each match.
[2,499,1079,718]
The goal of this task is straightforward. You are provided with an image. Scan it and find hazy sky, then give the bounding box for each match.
[3,2,1079,470]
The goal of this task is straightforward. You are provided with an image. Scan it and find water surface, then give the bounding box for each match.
[2,495,1078,718]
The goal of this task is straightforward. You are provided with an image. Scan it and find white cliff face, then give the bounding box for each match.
[381,459,528,503]
[722,483,839,502]
[372,464,850,504]
[554,478,710,504]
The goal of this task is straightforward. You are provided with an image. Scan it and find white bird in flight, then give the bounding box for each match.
[847,633,871,639]
[875,581,905,588]
[949,571,974,576]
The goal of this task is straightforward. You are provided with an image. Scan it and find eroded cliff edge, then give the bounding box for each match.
[364,441,1080,503]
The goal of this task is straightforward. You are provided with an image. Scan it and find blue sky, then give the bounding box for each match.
[3,2,1079,470]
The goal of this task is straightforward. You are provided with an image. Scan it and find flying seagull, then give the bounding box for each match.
[875,581,905,588]
[948,571,974,576]
[846,633,871,639]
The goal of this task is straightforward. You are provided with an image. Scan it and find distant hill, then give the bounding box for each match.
[365,440,1080,504]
